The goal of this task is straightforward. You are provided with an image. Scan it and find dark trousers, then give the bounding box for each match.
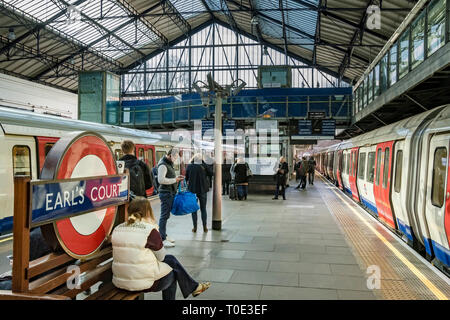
[159,192,174,241]
[237,185,248,200]
[296,175,307,189]
[149,255,198,300]
[274,183,286,199]
[222,180,230,195]
[308,171,315,184]
[192,192,208,228]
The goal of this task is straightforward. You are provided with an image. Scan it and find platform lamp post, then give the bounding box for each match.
[193,73,246,230]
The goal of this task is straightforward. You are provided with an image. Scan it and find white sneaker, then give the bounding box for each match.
[166,235,175,243]
[163,240,175,248]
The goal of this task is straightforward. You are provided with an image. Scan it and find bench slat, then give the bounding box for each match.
[28,253,112,294]
[28,252,75,279]
[0,290,70,300]
[84,282,116,300]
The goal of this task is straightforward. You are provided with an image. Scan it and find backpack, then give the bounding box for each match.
[126,159,146,198]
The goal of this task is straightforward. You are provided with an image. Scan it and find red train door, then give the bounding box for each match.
[36,136,59,175]
[445,142,450,248]
[136,144,156,196]
[373,142,396,228]
[349,147,360,202]
[336,150,344,190]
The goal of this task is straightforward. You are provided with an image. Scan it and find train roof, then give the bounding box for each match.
[0,105,174,145]
[313,105,450,153]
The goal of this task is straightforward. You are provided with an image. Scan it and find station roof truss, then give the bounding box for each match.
[0,0,416,93]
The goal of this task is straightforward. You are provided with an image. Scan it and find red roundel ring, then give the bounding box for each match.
[40,131,117,260]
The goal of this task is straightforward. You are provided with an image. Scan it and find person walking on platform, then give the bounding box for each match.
[308,156,316,185]
[222,155,232,196]
[295,156,309,190]
[186,153,213,233]
[111,198,210,300]
[157,149,184,248]
[273,156,288,200]
[233,157,249,200]
[119,140,154,199]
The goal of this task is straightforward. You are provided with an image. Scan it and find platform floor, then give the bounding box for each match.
[142,176,450,300]
[1,175,449,300]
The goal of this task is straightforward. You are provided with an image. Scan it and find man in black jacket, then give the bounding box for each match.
[186,153,213,233]
[273,157,288,200]
[119,140,153,198]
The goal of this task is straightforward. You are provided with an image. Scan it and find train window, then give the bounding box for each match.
[431,147,447,208]
[366,152,376,183]
[13,146,31,176]
[138,148,145,162]
[394,150,403,193]
[44,143,54,156]
[375,148,382,186]
[148,149,154,168]
[358,153,366,179]
[353,152,357,176]
[114,149,123,160]
[156,151,166,164]
[382,148,390,188]
[347,153,350,174]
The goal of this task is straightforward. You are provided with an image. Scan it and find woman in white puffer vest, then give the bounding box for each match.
[111,198,210,299]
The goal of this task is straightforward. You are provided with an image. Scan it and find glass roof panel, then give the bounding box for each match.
[169,0,206,20]
[3,0,165,60]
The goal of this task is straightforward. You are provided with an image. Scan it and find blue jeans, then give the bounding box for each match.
[159,192,174,241]
[192,193,207,228]
[237,185,248,199]
[148,255,198,300]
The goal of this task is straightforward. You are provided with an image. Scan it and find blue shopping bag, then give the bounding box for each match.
[171,181,200,216]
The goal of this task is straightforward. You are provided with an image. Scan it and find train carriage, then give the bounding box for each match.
[313,105,450,274]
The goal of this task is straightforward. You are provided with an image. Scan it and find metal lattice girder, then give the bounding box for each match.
[227,0,369,64]
[161,0,191,36]
[338,0,377,79]
[117,0,168,46]
[30,1,166,80]
[0,0,91,57]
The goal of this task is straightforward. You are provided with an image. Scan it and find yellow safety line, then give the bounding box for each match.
[0,236,12,243]
[320,176,448,300]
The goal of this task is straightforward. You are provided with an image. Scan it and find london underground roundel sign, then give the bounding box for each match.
[40,131,119,259]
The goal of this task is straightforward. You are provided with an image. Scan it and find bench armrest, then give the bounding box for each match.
[0,290,71,300]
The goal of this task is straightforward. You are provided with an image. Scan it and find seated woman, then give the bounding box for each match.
[111,198,210,300]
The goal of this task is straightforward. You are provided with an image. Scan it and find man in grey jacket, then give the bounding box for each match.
[158,149,184,248]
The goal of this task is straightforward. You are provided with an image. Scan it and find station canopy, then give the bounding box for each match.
[0,0,415,92]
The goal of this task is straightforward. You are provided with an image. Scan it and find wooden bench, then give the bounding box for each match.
[0,177,145,300]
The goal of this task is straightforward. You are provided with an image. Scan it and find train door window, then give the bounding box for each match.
[138,148,145,162]
[156,151,166,164]
[148,149,154,168]
[358,153,366,179]
[394,150,403,193]
[347,153,350,174]
[114,149,123,160]
[353,152,357,176]
[366,152,376,182]
[375,148,382,185]
[382,148,390,188]
[13,146,31,176]
[431,147,447,207]
[44,143,54,156]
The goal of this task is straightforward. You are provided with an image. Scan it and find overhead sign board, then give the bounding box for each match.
[307,111,326,119]
[297,119,336,140]
[202,119,237,137]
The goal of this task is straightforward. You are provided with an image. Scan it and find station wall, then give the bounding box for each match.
[0,73,78,118]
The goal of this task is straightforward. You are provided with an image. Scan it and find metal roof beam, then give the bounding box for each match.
[0,0,90,57]
[227,0,369,64]
[279,0,289,61]
[248,0,265,44]
[58,0,146,57]
[213,18,352,84]
[31,2,160,80]
[338,0,375,80]
[117,0,168,44]
[161,0,191,36]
